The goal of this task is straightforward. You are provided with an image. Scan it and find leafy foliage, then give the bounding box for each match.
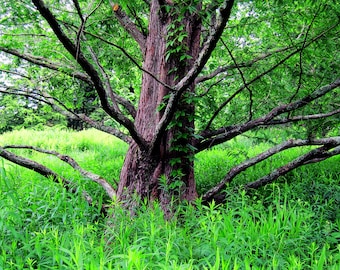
[0,129,339,269]
[0,0,339,210]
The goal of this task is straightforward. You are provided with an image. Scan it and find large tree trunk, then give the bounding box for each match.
[118,2,201,214]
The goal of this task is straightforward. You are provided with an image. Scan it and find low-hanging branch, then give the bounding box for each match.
[202,136,340,202]
[244,145,340,190]
[2,145,116,199]
[0,146,93,204]
[0,45,137,119]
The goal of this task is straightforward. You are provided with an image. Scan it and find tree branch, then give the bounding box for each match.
[223,40,253,121]
[265,109,340,126]
[2,145,116,199]
[0,46,92,85]
[77,114,133,144]
[202,137,340,202]
[0,68,31,79]
[80,29,171,90]
[204,27,339,130]
[110,2,147,54]
[195,46,293,84]
[0,45,137,118]
[244,145,340,190]
[0,86,133,144]
[0,146,93,205]
[195,22,338,86]
[31,0,146,149]
[197,78,340,151]
[149,0,235,155]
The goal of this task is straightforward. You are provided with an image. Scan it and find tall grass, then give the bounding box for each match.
[0,128,339,269]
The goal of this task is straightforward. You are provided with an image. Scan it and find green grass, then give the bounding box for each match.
[0,128,339,269]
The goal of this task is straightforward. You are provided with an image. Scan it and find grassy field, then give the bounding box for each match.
[0,128,339,269]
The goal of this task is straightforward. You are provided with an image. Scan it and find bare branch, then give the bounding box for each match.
[265,109,340,126]
[289,4,322,103]
[223,40,253,121]
[197,78,340,151]
[195,46,293,84]
[0,45,136,118]
[196,77,226,98]
[3,145,116,199]
[244,145,340,190]
[86,43,122,113]
[38,90,134,143]
[77,114,133,144]
[202,137,340,202]
[0,85,133,144]
[81,29,171,90]
[0,146,93,205]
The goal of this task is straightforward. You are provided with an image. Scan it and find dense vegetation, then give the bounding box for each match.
[1,129,339,269]
[1,1,339,211]
[0,1,339,267]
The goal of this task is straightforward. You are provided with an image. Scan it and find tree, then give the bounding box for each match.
[0,0,339,217]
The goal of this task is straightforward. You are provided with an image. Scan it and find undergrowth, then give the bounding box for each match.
[0,128,339,269]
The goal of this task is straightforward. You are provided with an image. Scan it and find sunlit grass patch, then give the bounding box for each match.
[0,128,339,269]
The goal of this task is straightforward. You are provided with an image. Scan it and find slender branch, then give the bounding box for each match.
[0,87,53,106]
[0,146,93,205]
[77,114,133,144]
[0,68,31,79]
[1,86,133,144]
[3,145,116,199]
[205,40,312,131]
[265,109,340,125]
[289,4,321,103]
[86,43,121,113]
[0,46,93,85]
[195,46,293,84]
[81,29,171,90]
[196,22,338,85]
[223,40,253,121]
[204,26,338,131]
[202,137,340,202]
[0,45,136,118]
[196,77,226,98]
[38,90,133,143]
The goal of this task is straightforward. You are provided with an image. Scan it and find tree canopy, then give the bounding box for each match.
[0,0,339,215]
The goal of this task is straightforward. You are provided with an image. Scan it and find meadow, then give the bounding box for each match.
[0,128,339,269]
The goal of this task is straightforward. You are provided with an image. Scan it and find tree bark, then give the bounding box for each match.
[118,1,201,214]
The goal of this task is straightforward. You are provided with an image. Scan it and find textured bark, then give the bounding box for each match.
[118,1,201,214]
